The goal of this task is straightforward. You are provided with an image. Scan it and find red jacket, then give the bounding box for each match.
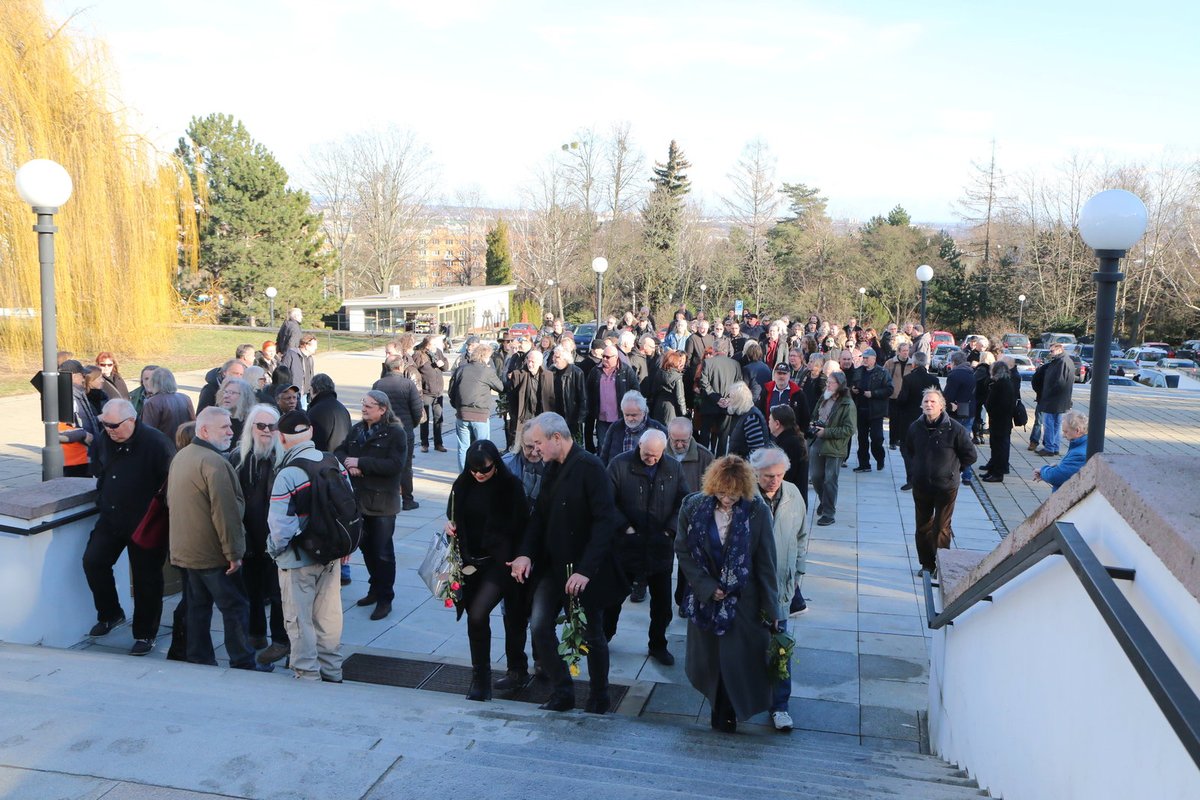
[762,380,802,416]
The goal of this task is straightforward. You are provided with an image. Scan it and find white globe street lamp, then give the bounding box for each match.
[15,159,74,480]
[915,264,934,329]
[1078,189,1148,458]
[591,257,608,326]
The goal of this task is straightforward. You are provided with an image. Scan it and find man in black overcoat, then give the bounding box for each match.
[510,412,627,714]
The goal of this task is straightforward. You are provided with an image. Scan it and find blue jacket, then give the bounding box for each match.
[1041,435,1087,491]
[943,364,976,421]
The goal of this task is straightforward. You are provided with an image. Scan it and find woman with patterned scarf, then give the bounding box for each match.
[675,455,779,733]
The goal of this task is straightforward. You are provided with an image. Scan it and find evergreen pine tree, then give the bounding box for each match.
[485,218,513,285]
[176,113,335,323]
[651,140,692,197]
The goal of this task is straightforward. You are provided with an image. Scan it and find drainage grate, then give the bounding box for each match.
[342,652,629,708]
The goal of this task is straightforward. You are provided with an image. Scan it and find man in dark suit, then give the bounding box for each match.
[683,320,715,409]
[510,412,626,715]
[371,357,424,510]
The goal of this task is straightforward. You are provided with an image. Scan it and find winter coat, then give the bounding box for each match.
[884,356,912,400]
[648,368,688,425]
[585,363,641,423]
[683,333,715,386]
[372,374,423,431]
[902,412,977,494]
[628,351,658,390]
[518,444,628,608]
[279,349,314,399]
[141,391,195,447]
[853,364,893,419]
[984,374,1016,435]
[416,359,445,402]
[773,428,809,493]
[448,468,528,565]
[508,367,557,425]
[598,418,669,466]
[1036,353,1075,414]
[896,366,941,436]
[673,438,715,494]
[167,438,246,570]
[699,354,743,415]
[335,420,406,516]
[760,380,810,429]
[1041,435,1088,491]
[607,450,688,577]
[449,361,504,422]
[813,395,857,459]
[741,360,772,404]
[761,481,809,618]
[943,364,977,421]
[724,406,769,459]
[798,371,826,414]
[91,421,174,539]
[552,363,588,428]
[230,448,275,557]
[196,368,223,413]
[307,390,352,453]
[275,318,301,355]
[675,493,778,722]
[101,374,130,401]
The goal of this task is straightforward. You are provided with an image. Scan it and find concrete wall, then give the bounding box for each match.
[929,491,1200,799]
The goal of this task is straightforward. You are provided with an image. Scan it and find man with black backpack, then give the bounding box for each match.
[268,410,358,682]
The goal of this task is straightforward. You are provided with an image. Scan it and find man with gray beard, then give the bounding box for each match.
[230,404,291,666]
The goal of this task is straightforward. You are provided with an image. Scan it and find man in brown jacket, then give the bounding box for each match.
[884,341,913,451]
[167,406,264,670]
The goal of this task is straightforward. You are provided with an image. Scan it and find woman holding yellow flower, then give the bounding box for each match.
[446,440,530,702]
[675,455,779,733]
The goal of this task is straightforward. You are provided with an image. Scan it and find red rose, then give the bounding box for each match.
[450,581,461,591]
[444,598,454,608]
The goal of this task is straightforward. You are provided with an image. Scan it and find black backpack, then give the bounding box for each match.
[290,453,363,563]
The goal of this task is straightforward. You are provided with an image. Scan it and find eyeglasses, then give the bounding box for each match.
[102,417,133,429]
[468,463,496,476]
[253,422,278,432]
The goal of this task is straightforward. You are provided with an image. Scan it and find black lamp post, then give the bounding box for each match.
[1078,190,1148,459]
[915,264,933,330]
[15,159,74,481]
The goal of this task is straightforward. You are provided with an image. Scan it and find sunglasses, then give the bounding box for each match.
[102,417,133,429]
[468,463,496,476]
[98,362,115,367]
[254,422,278,432]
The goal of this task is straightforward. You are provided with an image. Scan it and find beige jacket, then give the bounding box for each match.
[884,356,913,400]
[167,439,246,570]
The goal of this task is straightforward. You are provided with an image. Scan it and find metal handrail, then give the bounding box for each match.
[923,520,1200,770]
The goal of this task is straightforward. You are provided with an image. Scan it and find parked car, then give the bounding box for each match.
[1009,354,1036,381]
[1039,332,1078,348]
[1001,333,1031,353]
[961,334,989,350]
[1156,358,1197,370]
[1177,340,1200,360]
[930,330,956,348]
[1126,347,1169,368]
[506,322,539,339]
[1108,375,1138,387]
[1140,341,1175,357]
[1027,348,1050,367]
[572,323,597,349]
[931,344,959,376]
[1108,358,1141,380]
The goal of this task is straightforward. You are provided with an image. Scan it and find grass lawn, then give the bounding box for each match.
[0,325,388,398]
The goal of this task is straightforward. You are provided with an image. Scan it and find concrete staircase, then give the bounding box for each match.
[0,643,986,799]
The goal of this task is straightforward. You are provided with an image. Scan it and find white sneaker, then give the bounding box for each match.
[771,711,794,732]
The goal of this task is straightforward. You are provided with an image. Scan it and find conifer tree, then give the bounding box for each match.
[485,218,514,285]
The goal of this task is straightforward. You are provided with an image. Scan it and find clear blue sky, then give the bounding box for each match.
[49,0,1199,222]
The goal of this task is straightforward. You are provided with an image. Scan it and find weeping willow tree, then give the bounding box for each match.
[0,0,197,369]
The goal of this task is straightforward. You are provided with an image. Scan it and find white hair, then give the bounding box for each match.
[618,331,636,349]
[749,446,790,472]
[725,382,755,415]
[667,417,694,436]
[639,428,667,450]
[238,404,282,464]
[101,398,136,420]
[530,412,571,439]
[620,390,648,415]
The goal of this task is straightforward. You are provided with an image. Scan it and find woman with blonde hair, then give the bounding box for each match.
[675,455,779,733]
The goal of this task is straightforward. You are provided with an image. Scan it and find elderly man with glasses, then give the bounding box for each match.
[585,344,640,454]
[82,399,175,655]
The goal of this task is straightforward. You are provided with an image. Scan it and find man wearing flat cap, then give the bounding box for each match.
[851,348,893,473]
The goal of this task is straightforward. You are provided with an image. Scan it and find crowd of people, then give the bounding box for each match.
[48,301,1093,736]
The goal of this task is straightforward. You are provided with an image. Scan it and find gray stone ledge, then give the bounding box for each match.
[945,454,1200,607]
[0,477,97,520]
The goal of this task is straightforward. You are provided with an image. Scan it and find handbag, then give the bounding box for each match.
[418,527,454,599]
[1013,399,1029,428]
[131,482,169,550]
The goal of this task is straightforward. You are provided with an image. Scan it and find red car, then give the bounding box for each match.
[931,330,955,348]
[506,322,539,339]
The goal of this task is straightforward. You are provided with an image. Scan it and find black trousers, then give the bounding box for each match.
[241,551,287,643]
[584,417,598,453]
[401,427,416,502]
[82,525,167,640]
[987,424,1013,476]
[529,576,609,700]
[888,400,905,447]
[420,397,443,447]
[856,410,886,468]
[604,568,672,650]
[464,563,529,671]
[913,485,959,571]
[360,514,397,602]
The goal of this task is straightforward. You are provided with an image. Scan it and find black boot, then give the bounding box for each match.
[494,669,532,692]
[466,667,493,702]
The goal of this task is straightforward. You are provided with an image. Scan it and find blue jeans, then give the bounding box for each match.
[1041,412,1063,454]
[771,619,792,713]
[1030,411,1043,446]
[955,417,975,481]
[186,566,254,669]
[455,419,492,470]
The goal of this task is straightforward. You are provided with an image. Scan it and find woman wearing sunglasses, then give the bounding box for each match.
[445,439,530,701]
[334,390,406,622]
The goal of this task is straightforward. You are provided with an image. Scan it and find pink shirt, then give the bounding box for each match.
[598,370,619,422]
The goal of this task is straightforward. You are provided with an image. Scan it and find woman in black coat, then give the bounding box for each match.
[413,350,446,452]
[982,361,1016,482]
[648,350,688,425]
[335,390,406,622]
[446,440,530,701]
[798,354,827,413]
[972,355,993,444]
[768,405,808,494]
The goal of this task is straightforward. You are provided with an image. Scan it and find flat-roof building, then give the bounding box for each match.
[338,284,514,337]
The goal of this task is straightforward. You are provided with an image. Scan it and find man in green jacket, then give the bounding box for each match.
[167,406,263,671]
